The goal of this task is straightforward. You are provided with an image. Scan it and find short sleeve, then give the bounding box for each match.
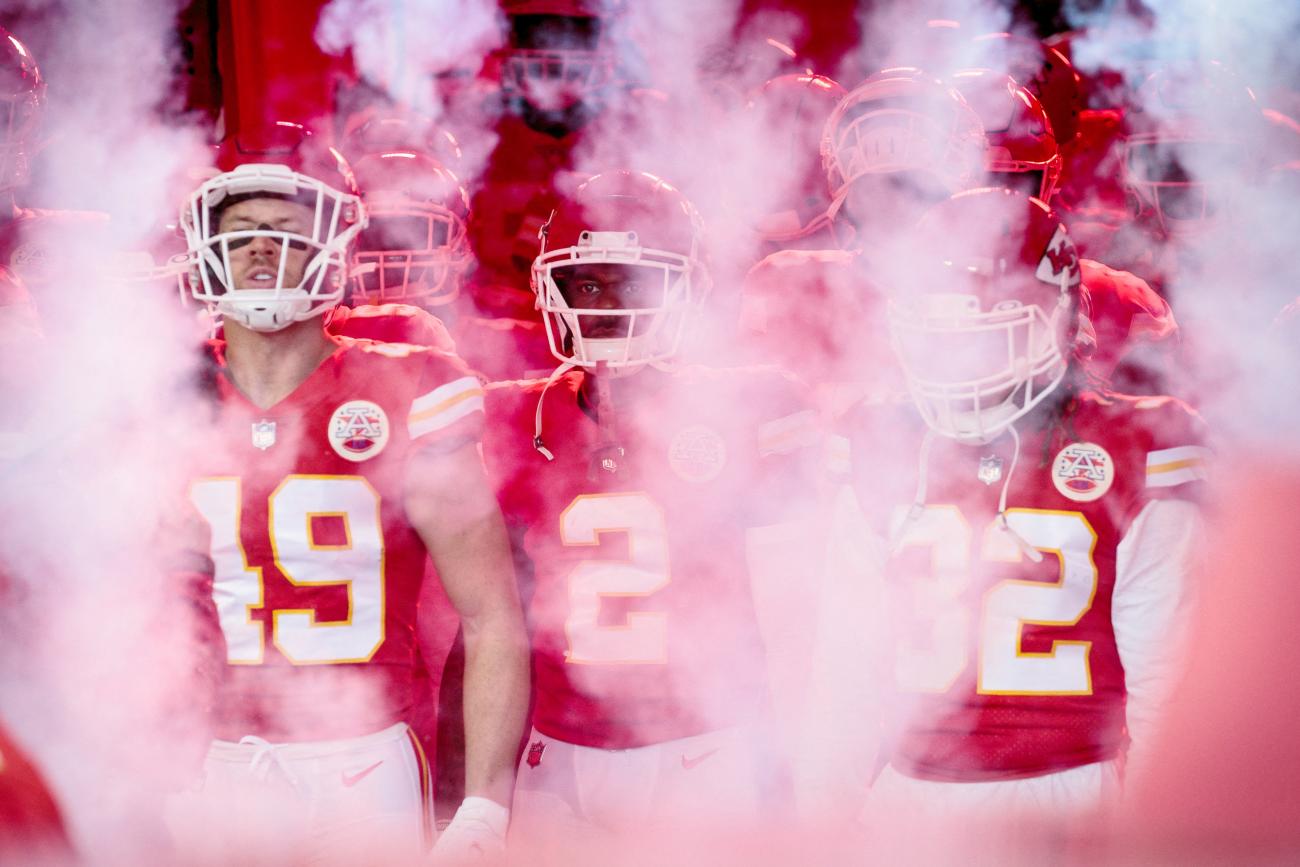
[1134,396,1210,502]
[407,350,486,453]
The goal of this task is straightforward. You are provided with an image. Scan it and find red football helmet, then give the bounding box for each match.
[348,151,471,307]
[951,69,1062,202]
[1122,63,1265,237]
[499,0,618,112]
[745,73,847,242]
[339,109,465,170]
[179,122,366,332]
[821,68,986,214]
[887,187,1081,443]
[532,170,707,368]
[971,32,1083,146]
[0,28,44,193]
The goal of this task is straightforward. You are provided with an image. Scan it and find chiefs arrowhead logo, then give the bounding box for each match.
[1035,224,1080,289]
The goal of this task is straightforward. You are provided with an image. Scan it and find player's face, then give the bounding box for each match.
[217,197,315,290]
[891,285,1061,412]
[552,262,662,339]
[895,327,1010,387]
[843,171,951,241]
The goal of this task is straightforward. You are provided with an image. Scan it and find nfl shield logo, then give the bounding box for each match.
[978,455,1003,485]
[251,419,277,450]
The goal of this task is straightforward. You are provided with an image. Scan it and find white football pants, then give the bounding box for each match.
[166,722,432,866]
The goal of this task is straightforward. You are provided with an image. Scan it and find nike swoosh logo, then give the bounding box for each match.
[681,748,720,770]
[341,760,384,787]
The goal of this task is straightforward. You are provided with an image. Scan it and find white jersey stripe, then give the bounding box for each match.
[408,376,484,440]
[1145,445,1209,488]
[757,409,819,456]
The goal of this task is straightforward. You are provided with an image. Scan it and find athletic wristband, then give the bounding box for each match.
[452,796,510,839]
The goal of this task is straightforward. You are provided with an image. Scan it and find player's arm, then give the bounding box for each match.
[1113,496,1204,787]
[406,440,529,825]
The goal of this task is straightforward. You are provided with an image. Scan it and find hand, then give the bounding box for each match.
[429,797,509,864]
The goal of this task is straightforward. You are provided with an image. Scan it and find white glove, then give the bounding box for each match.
[430,796,509,864]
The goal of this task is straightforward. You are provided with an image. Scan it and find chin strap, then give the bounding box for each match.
[532,361,576,461]
[530,354,676,461]
[995,424,1044,564]
[889,427,937,555]
[890,423,1043,564]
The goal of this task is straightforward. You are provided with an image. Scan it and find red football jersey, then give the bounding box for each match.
[843,390,1207,781]
[484,367,817,748]
[0,721,70,860]
[189,336,484,741]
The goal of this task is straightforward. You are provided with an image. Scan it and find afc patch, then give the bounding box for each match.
[328,400,389,462]
[526,741,545,769]
[667,425,727,483]
[1052,441,1114,502]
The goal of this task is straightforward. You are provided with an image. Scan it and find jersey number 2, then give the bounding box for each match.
[560,493,670,665]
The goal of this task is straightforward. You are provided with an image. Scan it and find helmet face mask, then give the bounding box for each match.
[952,70,1062,203]
[348,153,471,307]
[1123,134,1245,236]
[535,228,699,369]
[1122,63,1264,238]
[821,72,987,218]
[180,160,365,333]
[503,12,614,112]
[352,205,467,305]
[889,287,1070,443]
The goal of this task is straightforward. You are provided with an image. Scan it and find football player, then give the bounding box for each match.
[741,72,847,256]
[839,188,1205,825]
[735,70,978,409]
[172,124,528,864]
[741,66,1176,405]
[482,171,819,854]
[947,66,1178,392]
[465,0,678,318]
[344,147,553,379]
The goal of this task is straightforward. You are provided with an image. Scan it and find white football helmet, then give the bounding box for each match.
[888,188,1081,443]
[532,170,707,369]
[179,124,366,332]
